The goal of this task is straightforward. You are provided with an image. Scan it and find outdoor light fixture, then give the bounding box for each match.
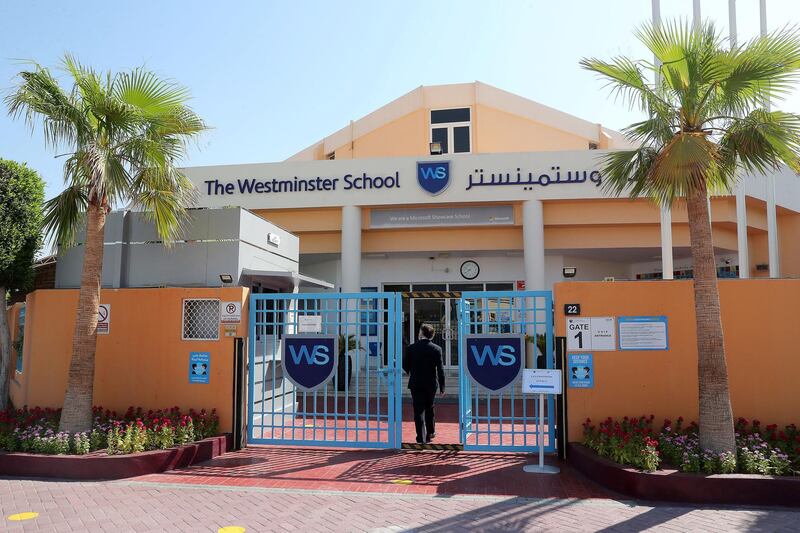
[219,273,234,284]
[429,141,443,155]
[562,267,577,278]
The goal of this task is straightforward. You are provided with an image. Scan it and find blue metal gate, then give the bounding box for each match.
[248,292,402,448]
[458,290,555,452]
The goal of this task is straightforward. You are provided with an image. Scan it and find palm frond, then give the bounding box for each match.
[4,63,88,150]
[579,56,659,112]
[721,110,800,175]
[129,166,195,244]
[42,185,88,248]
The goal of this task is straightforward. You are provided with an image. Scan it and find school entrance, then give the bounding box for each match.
[246,290,556,453]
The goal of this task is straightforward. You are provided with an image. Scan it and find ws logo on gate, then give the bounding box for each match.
[465,334,524,392]
[282,335,338,392]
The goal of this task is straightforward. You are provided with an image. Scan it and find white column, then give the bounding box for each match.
[522,200,546,290]
[760,0,780,278]
[693,0,701,30]
[660,207,674,279]
[729,0,750,279]
[341,205,362,292]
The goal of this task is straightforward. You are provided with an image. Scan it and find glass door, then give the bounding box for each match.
[410,298,448,362]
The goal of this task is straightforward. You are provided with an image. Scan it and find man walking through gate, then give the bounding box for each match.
[403,324,446,443]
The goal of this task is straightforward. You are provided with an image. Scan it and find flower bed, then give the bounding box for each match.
[582,415,799,476]
[0,406,220,456]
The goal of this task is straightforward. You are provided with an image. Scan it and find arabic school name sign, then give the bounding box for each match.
[466,167,602,191]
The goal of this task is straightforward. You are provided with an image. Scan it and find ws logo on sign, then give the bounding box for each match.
[465,334,524,392]
[282,335,338,392]
[417,161,450,195]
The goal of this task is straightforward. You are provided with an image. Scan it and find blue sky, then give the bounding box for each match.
[2,0,798,200]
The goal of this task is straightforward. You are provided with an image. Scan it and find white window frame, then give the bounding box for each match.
[181,298,221,341]
[429,107,472,155]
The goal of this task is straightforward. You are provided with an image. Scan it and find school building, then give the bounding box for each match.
[6,82,800,452]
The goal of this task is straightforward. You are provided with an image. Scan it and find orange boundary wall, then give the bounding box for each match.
[8,287,248,433]
[555,280,800,441]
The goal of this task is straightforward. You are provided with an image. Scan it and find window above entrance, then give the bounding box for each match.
[430,108,471,154]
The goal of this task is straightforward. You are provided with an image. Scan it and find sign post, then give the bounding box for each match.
[521,368,563,474]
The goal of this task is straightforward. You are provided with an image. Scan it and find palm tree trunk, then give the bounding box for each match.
[0,287,11,411]
[58,202,106,433]
[686,182,736,455]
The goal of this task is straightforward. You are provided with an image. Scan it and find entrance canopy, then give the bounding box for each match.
[240,269,334,291]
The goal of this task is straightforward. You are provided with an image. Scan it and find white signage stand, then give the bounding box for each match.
[521,369,562,474]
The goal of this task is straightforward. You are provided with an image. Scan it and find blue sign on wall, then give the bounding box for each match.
[189,352,210,384]
[465,334,524,392]
[568,353,594,388]
[417,161,450,195]
[282,334,338,392]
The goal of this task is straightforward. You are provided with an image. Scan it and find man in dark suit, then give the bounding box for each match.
[403,323,446,443]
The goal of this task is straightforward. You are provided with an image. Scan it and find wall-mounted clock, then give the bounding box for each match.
[460,260,480,280]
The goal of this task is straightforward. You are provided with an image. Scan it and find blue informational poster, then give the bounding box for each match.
[568,353,594,388]
[189,352,211,384]
[618,316,669,351]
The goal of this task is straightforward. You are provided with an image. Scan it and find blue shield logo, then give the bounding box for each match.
[465,334,524,392]
[417,161,450,195]
[282,335,338,392]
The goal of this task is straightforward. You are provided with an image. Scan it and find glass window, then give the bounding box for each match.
[430,109,471,155]
[383,284,410,292]
[453,126,470,153]
[431,108,470,124]
[412,283,447,291]
[486,283,514,291]
[431,127,448,154]
[182,299,220,340]
[449,283,483,292]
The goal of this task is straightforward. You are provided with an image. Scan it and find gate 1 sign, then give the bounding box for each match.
[282,334,338,392]
[566,317,615,351]
[189,352,210,384]
[465,334,524,393]
[568,353,594,388]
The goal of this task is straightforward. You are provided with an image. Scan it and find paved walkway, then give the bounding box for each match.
[2,477,799,532]
[137,446,602,499]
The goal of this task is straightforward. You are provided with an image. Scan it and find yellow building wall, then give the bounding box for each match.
[319,104,596,160]
[332,109,428,159]
[475,105,589,152]
[556,280,800,441]
[779,213,800,278]
[9,287,248,433]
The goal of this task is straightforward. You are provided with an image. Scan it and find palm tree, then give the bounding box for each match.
[581,21,800,454]
[6,55,206,433]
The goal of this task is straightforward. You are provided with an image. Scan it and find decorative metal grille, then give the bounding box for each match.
[182,299,220,340]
